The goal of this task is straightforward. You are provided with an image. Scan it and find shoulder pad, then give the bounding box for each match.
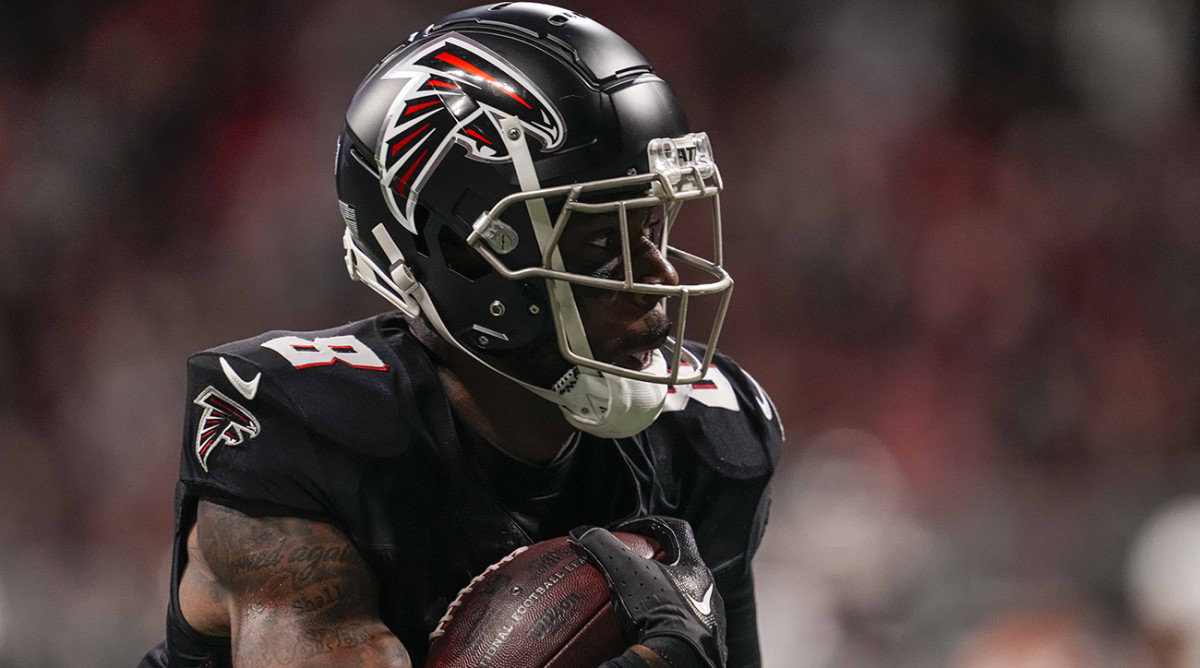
[189,315,425,459]
[653,344,783,480]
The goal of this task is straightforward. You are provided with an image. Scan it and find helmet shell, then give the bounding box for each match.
[336,2,690,352]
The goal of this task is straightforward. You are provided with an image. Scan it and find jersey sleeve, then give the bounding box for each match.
[179,351,335,519]
[660,347,784,481]
[701,350,784,477]
[177,321,420,521]
[707,351,782,566]
[654,346,784,579]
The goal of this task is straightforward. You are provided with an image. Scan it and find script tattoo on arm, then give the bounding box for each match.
[194,500,412,668]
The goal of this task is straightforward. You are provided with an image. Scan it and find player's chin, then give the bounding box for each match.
[600,319,672,372]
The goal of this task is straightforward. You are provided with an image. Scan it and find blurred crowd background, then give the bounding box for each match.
[3,0,1200,665]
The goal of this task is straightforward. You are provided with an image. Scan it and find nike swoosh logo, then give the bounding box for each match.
[746,372,774,421]
[756,393,772,419]
[688,583,714,616]
[220,357,261,401]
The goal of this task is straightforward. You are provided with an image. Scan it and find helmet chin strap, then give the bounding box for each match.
[551,352,669,438]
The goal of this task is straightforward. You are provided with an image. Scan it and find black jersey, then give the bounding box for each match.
[159,313,782,668]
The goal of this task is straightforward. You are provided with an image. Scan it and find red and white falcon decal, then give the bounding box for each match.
[376,33,567,233]
[193,386,261,472]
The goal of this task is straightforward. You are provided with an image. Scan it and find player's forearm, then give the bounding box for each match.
[232,619,411,668]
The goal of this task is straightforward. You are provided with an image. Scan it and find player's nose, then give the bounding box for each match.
[634,239,678,286]
[628,236,678,308]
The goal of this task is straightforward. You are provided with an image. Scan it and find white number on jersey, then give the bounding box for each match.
[261,335,388,371]
[662,361,740,413]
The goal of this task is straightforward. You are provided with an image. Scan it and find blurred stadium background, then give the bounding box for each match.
[3,0,1200,665]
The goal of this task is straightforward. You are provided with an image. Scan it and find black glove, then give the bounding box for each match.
[569,516,727,668]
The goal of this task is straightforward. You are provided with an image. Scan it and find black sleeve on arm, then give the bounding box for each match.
[722,566,762,668]
[597,649,651,668]
[596,637,708,668]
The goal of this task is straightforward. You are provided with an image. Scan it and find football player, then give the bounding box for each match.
[139,4,781,667]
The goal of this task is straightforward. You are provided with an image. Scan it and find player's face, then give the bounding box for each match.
[557,205,678,372]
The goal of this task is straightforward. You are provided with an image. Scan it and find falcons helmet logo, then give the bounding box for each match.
[193,386,261,472]
[376,34,566,233]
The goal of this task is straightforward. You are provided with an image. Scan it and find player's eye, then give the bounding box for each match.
[642,209,666,243]
[583,227,625,249]
[641,220,661,242]
[585,211,662,249]
[586,232,612,249]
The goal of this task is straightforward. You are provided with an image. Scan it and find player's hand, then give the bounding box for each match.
[568,516,727,668]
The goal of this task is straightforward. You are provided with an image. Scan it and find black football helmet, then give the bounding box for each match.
[336,2,732,435]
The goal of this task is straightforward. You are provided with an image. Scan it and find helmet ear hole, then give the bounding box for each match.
[438,226,492,281]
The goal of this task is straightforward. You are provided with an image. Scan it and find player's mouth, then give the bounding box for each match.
[579,295,674,372]
[613,351,653,372]
[611,331,669,371]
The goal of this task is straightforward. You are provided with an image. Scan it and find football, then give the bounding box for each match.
[426,533,660,668]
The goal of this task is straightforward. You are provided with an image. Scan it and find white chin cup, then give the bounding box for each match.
[557,351,670,439]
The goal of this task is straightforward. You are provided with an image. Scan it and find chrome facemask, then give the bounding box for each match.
[466,125,733,386]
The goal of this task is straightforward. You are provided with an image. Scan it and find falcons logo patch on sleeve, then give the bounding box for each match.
[193,386,261,472]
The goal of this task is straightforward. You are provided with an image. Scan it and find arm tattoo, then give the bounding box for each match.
[195,500,411,667]
[198,502,367,620]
